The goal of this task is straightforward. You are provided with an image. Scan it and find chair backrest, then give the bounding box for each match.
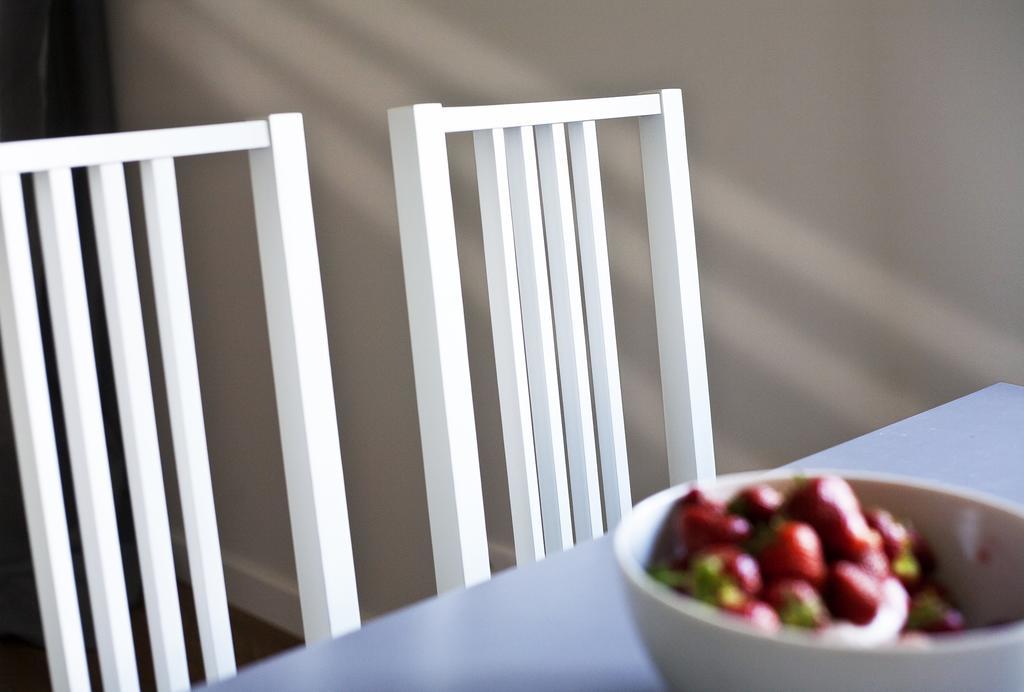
[0,114,359,691]
[388,90,715,594]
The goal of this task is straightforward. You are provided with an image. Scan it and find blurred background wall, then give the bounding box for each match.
[103,0,1024,634]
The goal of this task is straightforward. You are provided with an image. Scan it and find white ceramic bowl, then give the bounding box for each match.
[614,470,1024,692]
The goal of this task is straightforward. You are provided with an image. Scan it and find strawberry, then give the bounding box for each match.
[864,508,910,559]
[728,484,783,523]
[690,545,762,598]
[723,599,781,633]
[756,521,827,588]
[680,487,725,512]
[906,587,965,633]
[764,579,829,629]
[827,561,883,625]
[907,528,937,576]
[784,476,879,560]
[856,547,891,580]
[928,610,965,633]
[677,505,752,554]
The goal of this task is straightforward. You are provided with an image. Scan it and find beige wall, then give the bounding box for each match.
[105,0,1024,633]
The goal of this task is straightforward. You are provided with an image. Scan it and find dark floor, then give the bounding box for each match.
[0,583,300,691]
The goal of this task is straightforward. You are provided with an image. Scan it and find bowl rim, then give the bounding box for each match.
[614,468,1024,655]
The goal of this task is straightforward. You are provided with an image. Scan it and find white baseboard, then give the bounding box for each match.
[170,536,520,639]
[170,534,304,638]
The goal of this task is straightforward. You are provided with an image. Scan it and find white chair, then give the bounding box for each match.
[388,90,715,593]
[0,114,359,691]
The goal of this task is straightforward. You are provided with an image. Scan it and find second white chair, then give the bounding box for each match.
[388,90,715,593]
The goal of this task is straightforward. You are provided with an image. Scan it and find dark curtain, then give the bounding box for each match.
[0,0,140,646]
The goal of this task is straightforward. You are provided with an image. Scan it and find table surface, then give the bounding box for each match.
[207,383,1024,691]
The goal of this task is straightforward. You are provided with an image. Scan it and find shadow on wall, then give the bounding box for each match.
[104,0,1024,634]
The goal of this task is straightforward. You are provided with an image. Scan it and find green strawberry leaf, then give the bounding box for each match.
[906,591,948,630]
[727,496,749,517]
[780,597,822,628]
[717,582,746,608]
[892,549,920,582]
[691,556,725,603]
[745,523,777,555]
[649,566,690,590]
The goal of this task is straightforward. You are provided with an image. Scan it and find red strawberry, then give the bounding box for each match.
[728,484,783,523]
[764,579,830,629]
[756,521,827,588]
[864,508,910,560]
[677,505,752,554]
[856,547,891,580]
[907,528,937,575]
[928,610,966,633]
[906,587,965,633]
[723,599,781,633]
[827,561,883,625]
[690,545,762,597]
[680,487,725,512]
[785,476,879,560]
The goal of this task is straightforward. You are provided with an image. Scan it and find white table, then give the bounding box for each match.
[206,383,1024,691]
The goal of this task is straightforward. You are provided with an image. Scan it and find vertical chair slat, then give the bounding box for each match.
[248,113,361,639]
[33,168,140,691]
[637,89,715,484]
[503,126,573,553]
[140,158,236,678]
[87,162,191,692]
[0,173,91,692]
[535,123,604,540]
[567,121,632,528]
[388,104,491,592]
[473,129,545,565]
